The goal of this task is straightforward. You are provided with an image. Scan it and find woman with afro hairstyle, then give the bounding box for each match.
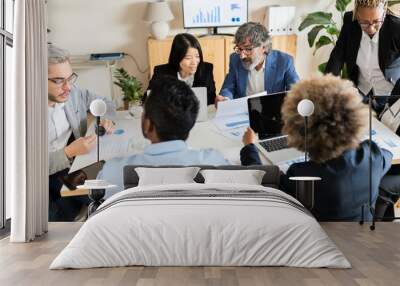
[240,75,393,221]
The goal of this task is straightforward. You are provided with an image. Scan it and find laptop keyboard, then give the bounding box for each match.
[260,137,288,152]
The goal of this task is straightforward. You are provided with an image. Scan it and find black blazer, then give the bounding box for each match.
[325,12,400,89]
[148,62,216,105]
[240,141,392,221]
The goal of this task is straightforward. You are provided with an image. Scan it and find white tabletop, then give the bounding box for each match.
[70,108,400,173]
[71,108,244,172]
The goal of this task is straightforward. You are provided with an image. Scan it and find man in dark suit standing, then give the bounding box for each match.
[325,0,400,112]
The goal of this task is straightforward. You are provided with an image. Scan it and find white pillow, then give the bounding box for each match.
[135,167,201,186]
[200,169,266,185]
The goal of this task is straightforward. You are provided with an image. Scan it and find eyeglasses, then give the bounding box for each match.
[48,73,78,86]
[233,45,257,55]
[358,13,385,30]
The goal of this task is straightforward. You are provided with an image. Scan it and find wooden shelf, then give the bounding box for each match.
[148,35,297,93]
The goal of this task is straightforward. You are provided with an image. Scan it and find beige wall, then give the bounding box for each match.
[47,0,345,101]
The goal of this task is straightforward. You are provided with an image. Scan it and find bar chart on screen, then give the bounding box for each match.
[183,0,248,28]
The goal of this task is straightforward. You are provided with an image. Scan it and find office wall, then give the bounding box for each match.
[47,0,347,103]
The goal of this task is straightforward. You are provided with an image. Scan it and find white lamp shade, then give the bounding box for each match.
[297,99,314,117]
[150,21,170,40]
[143,1,174,22]
[90,99,107,117]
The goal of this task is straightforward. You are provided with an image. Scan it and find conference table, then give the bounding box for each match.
[61,107,400,197]
[70,108,244,172]
[62,108,242,196]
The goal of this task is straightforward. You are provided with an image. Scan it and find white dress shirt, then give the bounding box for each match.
[177,72,195,87]
[48,103,72,153]
[246,56,266,96]
[356,31,394,95]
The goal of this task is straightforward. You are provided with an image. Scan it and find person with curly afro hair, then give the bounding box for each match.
[240,75,393,221]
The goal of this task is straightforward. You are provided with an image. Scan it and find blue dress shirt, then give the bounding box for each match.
[98,140,229,198]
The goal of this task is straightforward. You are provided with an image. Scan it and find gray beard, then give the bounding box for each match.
[241,53,264,71]
[241,60,258,71]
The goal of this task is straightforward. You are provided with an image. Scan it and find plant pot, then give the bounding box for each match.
[128,102,143,118]
[123,100,129,110]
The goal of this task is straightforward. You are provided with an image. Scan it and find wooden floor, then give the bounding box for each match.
[0,222,400,286]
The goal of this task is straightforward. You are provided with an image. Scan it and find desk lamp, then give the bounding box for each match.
[143,0,174,40]
[290,99,319,210]
[297,99,314,162]
[82,99,113,216]
[361,92,400,230]
[89,99,107,162]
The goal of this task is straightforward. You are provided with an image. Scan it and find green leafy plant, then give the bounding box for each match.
[113,67,143,104]
[298,0,352,74]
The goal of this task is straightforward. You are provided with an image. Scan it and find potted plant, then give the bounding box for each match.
[298,0,352,75]
[299,0,400,75]
[113,67,143,117]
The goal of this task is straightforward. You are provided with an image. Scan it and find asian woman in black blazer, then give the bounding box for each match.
[325,0,400,112]
[148,33,216,105]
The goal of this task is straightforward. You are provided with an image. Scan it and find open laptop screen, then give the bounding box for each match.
[247,92,287,140]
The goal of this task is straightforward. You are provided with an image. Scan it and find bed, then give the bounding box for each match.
[50,165,351,269]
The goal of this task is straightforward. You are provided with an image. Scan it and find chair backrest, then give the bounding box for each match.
[123,165,281,190]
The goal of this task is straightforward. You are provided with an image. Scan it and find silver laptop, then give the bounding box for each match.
[248,92,303,165]
[192,87,208,122]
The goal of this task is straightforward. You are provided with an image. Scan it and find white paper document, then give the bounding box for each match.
[218,126,248,141]
[69,132,149,173]
[72,133,130,170]
[213,97,250,131]
[364,129,400,151]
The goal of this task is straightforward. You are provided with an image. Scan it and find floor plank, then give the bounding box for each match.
[0,222,399,286]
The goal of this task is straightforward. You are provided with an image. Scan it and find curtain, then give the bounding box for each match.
[8,0,48,242]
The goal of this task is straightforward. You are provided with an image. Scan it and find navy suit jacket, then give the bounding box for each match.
[240,141,392,221]
[219,50,299,99]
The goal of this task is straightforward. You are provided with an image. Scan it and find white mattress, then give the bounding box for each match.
[50,183,351,269]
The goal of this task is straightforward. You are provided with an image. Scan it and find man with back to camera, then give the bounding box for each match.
[97,76,230,197]
[215,22,299,104]
[48,45,116,221]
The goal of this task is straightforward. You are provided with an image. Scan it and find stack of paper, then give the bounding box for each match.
[212,97,249,140]
[213,97,249,130]
[212,92,268,140]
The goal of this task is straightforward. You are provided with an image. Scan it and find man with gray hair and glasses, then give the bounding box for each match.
[216,22,299,103]
[48,44,116,221]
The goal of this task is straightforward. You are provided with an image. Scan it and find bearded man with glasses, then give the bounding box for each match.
[216,22,299,104]
[325,0,400,113]
[47,45,116,221]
